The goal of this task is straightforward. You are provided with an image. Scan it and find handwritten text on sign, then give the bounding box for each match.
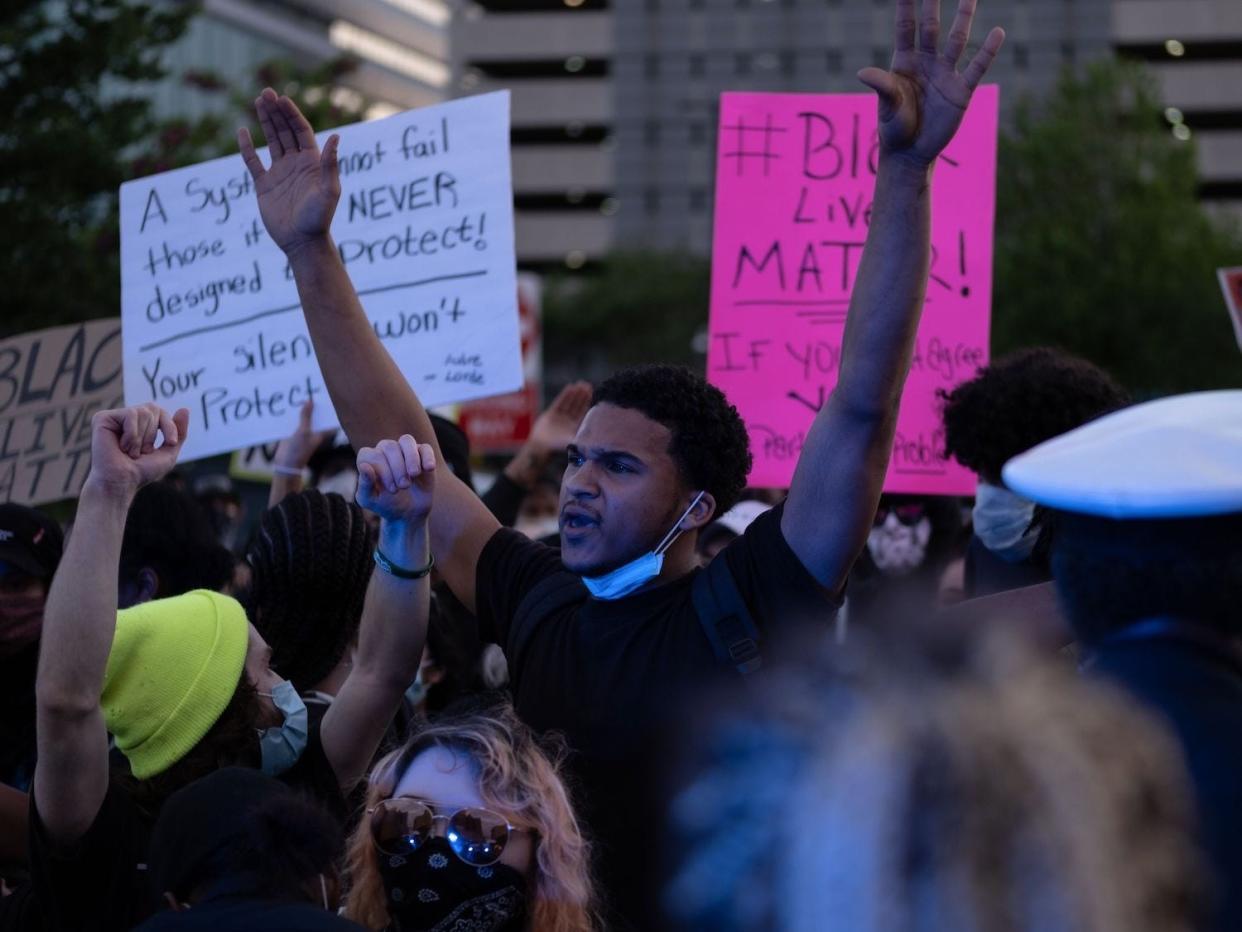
[120,92,521,462]
[0,320,123,506]
[707,87,998,493]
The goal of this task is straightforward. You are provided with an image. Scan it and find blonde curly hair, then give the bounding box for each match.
[344,702,598,931]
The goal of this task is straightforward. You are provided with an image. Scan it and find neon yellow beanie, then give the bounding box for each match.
[102,590,250,779]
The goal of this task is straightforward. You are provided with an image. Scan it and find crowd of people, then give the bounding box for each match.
[2,1,1240,929]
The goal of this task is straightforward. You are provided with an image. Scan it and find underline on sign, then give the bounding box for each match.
[894,468,948,476]
[733,299,850,307]
[137,270,489,352]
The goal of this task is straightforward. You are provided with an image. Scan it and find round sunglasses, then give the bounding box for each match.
[369,797,533,867]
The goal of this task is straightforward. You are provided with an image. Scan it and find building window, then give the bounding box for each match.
[689,188,707,212]
[689,53,705,77]
[645,188,660,215]
[645,53,660,79]
[1061,41,1076,65]
[736,52,752,74]
[826,49,842,72]
[780,50,796,76]
[1013,43,1028,70]
[688,121,706,146]
[644,119,661,147]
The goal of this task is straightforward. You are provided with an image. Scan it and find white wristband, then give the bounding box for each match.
[272,464,304,478]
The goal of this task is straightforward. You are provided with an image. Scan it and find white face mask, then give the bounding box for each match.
[972,481,1039,563]
[582,492,705,601]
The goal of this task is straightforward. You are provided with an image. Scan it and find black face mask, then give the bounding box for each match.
[377,836,529,932]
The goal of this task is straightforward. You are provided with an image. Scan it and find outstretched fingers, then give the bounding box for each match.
[279,95,318,152]
[894,0,917,54]
[961,25,1005,89]
[941,0,976,66]
[321,134,340,188]
[255,91,284,159]
[918,0,941,56]
[267,95,300,156]
[237,127,266,182]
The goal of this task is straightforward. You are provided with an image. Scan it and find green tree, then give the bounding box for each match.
[0,0,365,338]
[993,58,1242,395]
[0,0,203,336]
[543,251,711,378]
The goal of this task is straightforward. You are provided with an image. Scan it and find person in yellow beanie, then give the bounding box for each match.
[23,402,438,931]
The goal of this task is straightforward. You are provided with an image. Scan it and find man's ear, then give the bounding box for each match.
[681,491,717,532]
[137,567,160,604]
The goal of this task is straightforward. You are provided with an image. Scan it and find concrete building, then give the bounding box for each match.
[1113,0,1242,223]
[609,0,1113,255]
[451,0,615,271]
[150,0,452,124]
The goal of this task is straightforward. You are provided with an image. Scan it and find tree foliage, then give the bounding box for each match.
[993,59,1242,395]
[0,0,364,337]
[543,251,711,379]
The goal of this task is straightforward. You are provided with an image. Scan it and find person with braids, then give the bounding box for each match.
[938,347,1129,597]
[344,701,598,932]
[238,1,1004,922]
[245,490,376,737]
[22,403,439,930]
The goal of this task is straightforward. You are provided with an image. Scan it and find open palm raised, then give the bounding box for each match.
[238,88,342,254]
[859,0,1005,166]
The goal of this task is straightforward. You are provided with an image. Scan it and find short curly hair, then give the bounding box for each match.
[593,365,752,515]
[939,348,1129,483]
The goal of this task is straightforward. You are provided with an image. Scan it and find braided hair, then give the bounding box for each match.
[244,490,374,693]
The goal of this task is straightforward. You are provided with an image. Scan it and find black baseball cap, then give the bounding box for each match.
[0,504,64,579]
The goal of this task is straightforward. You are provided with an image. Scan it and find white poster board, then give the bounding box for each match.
[120,92,521,462]
[0,319,124,505]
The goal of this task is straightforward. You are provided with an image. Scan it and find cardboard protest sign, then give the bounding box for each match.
[0,320,124,506]
[120,92,521,463]
[707,86,999,493]
[1218,267,1242,351]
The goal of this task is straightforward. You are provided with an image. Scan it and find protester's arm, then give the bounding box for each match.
[268,399,334,508]
[782,0,1004,592]
[321,436,435,793]
[239,90,497,614]
[34,405,188,846]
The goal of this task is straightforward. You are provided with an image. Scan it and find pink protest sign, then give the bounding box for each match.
[708,86,999,494]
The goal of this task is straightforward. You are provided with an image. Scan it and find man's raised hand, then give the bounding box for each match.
[238,88,341,255]
[858,0,1004,167]
[356,437,437,526]
[85,404,189,498]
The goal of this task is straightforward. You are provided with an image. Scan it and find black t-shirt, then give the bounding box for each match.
[25,723,346,932]
[474,503,838,925]
[134,898,364,932]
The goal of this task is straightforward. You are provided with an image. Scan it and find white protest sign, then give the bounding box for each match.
[120,92,521,462]
[0,319,124,505]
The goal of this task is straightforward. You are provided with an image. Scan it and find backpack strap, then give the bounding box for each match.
[693,556,763,675]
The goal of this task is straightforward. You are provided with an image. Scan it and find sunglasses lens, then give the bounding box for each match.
[372,799,434,856]
[446,808,510,866]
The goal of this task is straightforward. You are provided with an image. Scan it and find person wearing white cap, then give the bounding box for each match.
[1003,389,1242,932]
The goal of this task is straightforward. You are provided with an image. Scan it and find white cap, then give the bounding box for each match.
[1002,390,1242,520]
[714,500,772,536]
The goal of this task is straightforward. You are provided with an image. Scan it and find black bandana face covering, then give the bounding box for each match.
[378,836,529,932]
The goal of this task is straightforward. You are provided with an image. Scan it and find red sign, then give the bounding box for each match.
[1218,267,1242,351]
[457,274,542,452]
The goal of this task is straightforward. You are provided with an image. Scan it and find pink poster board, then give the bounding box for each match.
[707,86,999,494]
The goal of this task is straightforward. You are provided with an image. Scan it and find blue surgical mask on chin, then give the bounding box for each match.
[972,481,1039,563]
[582,492,705,601]
[256,679,309,776]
